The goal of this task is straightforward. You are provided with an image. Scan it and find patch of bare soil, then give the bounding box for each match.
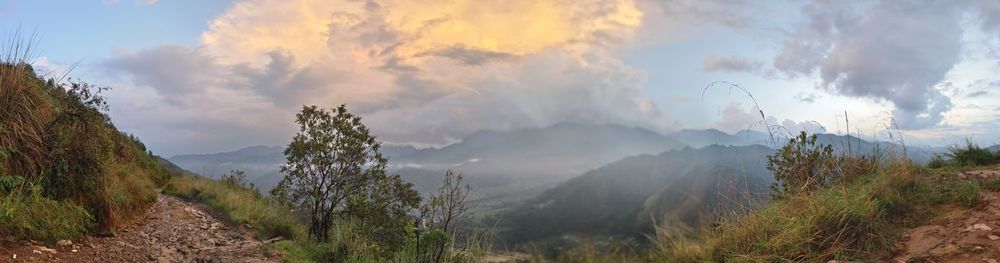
[887,169,1000,263]
[0,194,279,262]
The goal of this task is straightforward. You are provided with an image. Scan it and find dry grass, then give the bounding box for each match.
[0,34,169,240]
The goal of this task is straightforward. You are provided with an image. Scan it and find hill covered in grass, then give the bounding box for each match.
[0,62,169,241]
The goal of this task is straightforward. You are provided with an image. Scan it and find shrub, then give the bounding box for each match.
[945,140,997,167]
[927,154,948,169]
[767,131,837,198]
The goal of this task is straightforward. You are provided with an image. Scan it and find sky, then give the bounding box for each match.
[3,0,1000,156]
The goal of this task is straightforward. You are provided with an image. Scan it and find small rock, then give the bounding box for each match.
[968,223,993,232]
[987,259,998,263]
[71,249,78,253]
[56,240,72,246]
[989,235,999,240]
[32,250,41,255]
[35,246,57,254]
[11,254,15,259]
[263,236,284,244]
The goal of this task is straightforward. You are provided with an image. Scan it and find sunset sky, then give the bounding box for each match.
[3,0,1000,155]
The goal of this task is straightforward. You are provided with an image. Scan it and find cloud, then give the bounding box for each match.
[794,92,821,103]
[772,0,963,129]
[104,0,687,154]
[701,53,763,73]
[716,102,824,134]
[968,91,989,98]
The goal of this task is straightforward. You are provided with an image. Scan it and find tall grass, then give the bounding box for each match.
[0,177,93,241]
[1,34,169,241]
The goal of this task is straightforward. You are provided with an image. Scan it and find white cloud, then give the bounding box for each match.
[773,0,963,129]
[103,0,690,154]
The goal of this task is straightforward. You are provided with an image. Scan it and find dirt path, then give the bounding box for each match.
[888,169,1000,263]
[0,194,280,262]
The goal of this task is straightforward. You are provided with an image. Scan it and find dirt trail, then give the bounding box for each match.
[888,168,1000,263]
[0,194,279,262]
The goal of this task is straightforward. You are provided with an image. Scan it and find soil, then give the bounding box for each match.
[0,194,280,262]
[888,168,1000,263]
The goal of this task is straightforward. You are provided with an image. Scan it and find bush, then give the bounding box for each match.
[945,140,997,167]
[767,131,837,198]
[927,154,948,169]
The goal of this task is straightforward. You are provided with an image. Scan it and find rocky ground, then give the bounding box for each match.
[0,194,279,262]
[888,168,1000,263]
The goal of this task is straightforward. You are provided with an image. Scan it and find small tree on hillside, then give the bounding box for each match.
[417,170,471,262]
[271,105,419,242]
[767,131,836,198]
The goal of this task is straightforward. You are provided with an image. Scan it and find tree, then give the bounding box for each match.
[417,170,471,262]
[271,105,419,242]
[766,131,836,198]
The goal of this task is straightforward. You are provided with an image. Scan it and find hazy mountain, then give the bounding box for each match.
[811,133,939,163]
[155,156,199,177]
[392,123,685,192]
[668,129,775,148]
[497,145,775,249]
[169,123,686,194]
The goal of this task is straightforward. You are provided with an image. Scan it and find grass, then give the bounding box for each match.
[165,172,497,262]
[939,140,999,167]
[1,37,169,241]
[651,163,948,262]
[0,179,94,241]
[164,175,305,240]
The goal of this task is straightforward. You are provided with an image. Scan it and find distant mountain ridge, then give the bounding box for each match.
[169,123,687,194]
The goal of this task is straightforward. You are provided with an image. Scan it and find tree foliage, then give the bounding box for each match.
[271,105,420,243]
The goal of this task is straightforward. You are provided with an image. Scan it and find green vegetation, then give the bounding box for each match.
[165,105,491,262]
[0,49,169,241]
[650,134,991,262]
[165,172,304,240]
[498,145,773,256]
[929,140,1000,168]
[271,105,420,244]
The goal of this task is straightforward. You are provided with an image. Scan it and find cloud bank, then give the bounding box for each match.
[104,0,684,154]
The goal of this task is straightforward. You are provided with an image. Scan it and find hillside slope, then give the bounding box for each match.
[1,62,169,241]
[498,145,774,249]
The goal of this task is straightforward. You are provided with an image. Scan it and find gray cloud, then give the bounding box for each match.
[702,54,763,73]
[773,0,963,129]
[968,91,989,98]
[794,92,821,103]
